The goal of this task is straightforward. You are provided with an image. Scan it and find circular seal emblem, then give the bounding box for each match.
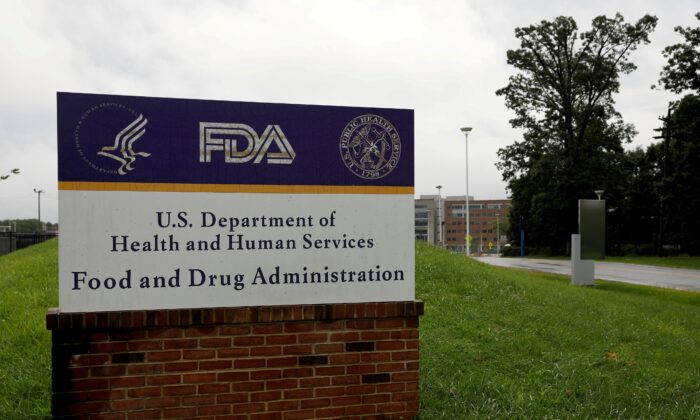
[339,114,401,179]
[74,102,150,175]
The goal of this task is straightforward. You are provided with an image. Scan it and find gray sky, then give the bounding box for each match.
[1,0,697,223]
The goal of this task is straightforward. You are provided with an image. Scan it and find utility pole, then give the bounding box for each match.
[653,105,674,257]
[33,188,44,232]
[519,215,525,257]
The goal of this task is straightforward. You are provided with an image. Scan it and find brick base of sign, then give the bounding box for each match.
[46,301,423,419]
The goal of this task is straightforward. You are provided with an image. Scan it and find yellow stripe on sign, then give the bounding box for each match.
[58,181,414,195]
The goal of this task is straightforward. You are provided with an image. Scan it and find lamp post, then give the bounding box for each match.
[435,185,442,248]
[460,127,472,256]
[496,213,500,255]
[33,188,44,232]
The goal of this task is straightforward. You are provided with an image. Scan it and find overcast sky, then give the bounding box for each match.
[1,0,697,223]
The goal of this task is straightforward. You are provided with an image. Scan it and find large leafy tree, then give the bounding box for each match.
[656,13,700,94]
[663,95,700,253]
[652,14,700,254]
[496,14,657,253]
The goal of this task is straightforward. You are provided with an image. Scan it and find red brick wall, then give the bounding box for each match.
[47,301,423,419]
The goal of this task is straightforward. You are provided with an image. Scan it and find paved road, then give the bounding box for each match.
[473,257,700,292]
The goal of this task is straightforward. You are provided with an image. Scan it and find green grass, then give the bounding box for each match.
[601,256,700,270]
[1,240,700,418]
[0,239,57,418]
[418,241,700,418]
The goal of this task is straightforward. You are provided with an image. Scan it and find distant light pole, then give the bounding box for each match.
[520,215,525,257]
[460,127,472,256]
[435,185,443,248]
[496,213,500,255]
[33,188,44,232]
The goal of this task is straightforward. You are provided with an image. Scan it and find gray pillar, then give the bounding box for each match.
[571,234,594,286]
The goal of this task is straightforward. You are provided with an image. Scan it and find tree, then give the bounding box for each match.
[496,14,657,253]
[1,168,19,181]
[492,217,510,242]
[663,95,700,253]
[651,13,700,254]
[0,219,51,233]
[656,13,700,94]
[614,146,660,254]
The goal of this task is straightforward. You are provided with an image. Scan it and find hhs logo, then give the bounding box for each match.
[74,102,151,175]
[199,123,296,164]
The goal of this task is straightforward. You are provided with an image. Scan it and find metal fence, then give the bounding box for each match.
[0,232,58,256]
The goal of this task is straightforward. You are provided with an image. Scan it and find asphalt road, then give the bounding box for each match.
[473,256,700,292]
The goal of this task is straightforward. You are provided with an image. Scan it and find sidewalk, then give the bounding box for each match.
[473,256,700,292]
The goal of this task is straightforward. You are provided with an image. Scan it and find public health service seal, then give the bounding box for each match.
[339,114,401,179]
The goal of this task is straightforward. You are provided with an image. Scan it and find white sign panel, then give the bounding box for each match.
[57,93,414,312]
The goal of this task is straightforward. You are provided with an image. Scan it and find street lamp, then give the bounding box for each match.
[594,190,604,200]
[496,213,500,255]
[435,185,442,248]
[460,127,472,256]
[33,188,44,232]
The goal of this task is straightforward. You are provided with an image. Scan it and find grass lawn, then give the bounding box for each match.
[601,255,700,270]
[418,242,700,418]
[0,239,56,418]
[1,239,699,418]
